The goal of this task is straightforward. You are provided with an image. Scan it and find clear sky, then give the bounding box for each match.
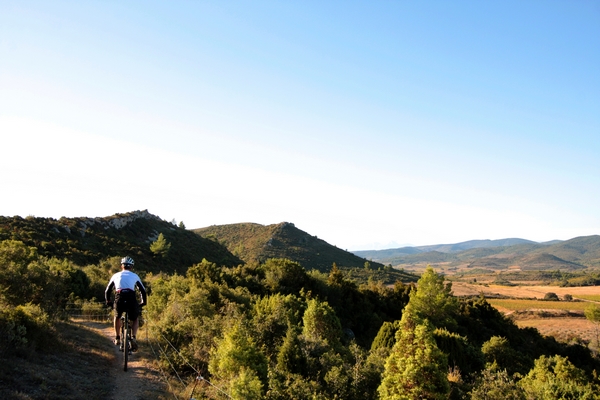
[1,1,599,250]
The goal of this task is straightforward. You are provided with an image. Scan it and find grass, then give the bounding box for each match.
[451,282,600,349]
[574,294,600,302]
[515,317,599,351]
[487,299,591,311]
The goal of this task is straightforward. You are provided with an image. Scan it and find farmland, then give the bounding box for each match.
[486,298,590,312]
[451,281,600,351]
[451,281,600,300]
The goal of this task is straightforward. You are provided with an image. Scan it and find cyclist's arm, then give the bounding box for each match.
[136,280,147,306]
[105,280,115,304]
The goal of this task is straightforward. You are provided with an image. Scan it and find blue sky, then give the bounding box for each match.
[1,1,599,250]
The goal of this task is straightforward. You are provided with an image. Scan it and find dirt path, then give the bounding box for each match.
[80,321,170,400]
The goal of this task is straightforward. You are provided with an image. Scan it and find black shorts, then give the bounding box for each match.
[114,290,140,321]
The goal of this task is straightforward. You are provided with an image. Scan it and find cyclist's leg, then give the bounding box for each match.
[113,294,124,344]
[131,317,139,338]
[114,316,122,338]
[128,301,140,338]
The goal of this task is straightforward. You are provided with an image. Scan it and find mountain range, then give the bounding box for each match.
[0,211,412,281]
[353,236,600,271]
[2,210,598,276]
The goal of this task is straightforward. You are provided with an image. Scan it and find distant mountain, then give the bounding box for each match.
[0,210,241,274]
[194,222,394,273]
[354,238,536,260]
[353,235,600,271]
[418,238,537,253]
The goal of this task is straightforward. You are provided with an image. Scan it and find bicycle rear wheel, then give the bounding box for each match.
[123,313,129,372]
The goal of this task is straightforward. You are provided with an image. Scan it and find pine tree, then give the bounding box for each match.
[378,308,450,400]
[149,233,171,258]
[209,321,268,395]
[409,265,458,328]
[302,298,342,346]
[519,355,598,399]
[584,303,600,350]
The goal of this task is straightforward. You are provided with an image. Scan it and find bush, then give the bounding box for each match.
[0,303,55,355]
[543,292,559,301]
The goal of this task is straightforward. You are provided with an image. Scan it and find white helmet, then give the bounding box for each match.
[121,256,135,266]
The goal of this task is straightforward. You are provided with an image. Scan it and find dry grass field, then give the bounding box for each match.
[515,317,598,349]
[450,281,600,351]
[487,298,590,312]
[451,281,600,299]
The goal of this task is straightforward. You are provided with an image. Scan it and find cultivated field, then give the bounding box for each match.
[451,281,600,299]
[487,299,590,312]
[450,281,600,351]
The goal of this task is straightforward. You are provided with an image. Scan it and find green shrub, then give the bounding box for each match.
[0,303,55,355]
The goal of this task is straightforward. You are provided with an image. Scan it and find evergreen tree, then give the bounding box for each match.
[208,321,268,394]
[519,355,598,399]
[378,308,449,400]
[481,336,528,376]
[470,367,525,400]
[277,325,308,376]
[150,232,171,258]
[584,303,600,350]
[229,368,263,400]
[302,298,343,347]
[409,265,458,329]
[371,320,400,351]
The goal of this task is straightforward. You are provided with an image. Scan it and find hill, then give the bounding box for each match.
[354,235,600,271]
[418,238,537,253]
[354,238,537,260]
[0,210,241,274]
[194,221,413,279]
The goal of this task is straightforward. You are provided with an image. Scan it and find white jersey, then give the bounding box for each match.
[108,270,145,291]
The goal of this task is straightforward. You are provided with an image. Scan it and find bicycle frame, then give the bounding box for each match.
[120,312,133,371]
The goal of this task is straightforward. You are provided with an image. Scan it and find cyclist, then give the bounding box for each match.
[105,256,147,350]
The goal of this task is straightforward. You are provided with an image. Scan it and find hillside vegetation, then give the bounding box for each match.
[0,210,241,274]
[194,222,417,283]
[194,222,377,270]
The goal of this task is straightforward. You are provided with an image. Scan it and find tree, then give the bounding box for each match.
[302,298,342,347]
[543,292,559,301]
[229,368,263,400]
[518,355,597,399]
[378,308,449,400]
[481,336,528,376]
[371,321,400,351]
[409,266,458,328]
[209,321,268,395]
[470,367,525,400]
[276,325,308,376]
[262,258,308,294]
[150,233,171,258]
[584,303,600,350]
[252,293,304,360]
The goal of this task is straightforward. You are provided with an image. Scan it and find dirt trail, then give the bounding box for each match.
[81,321,169,400]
